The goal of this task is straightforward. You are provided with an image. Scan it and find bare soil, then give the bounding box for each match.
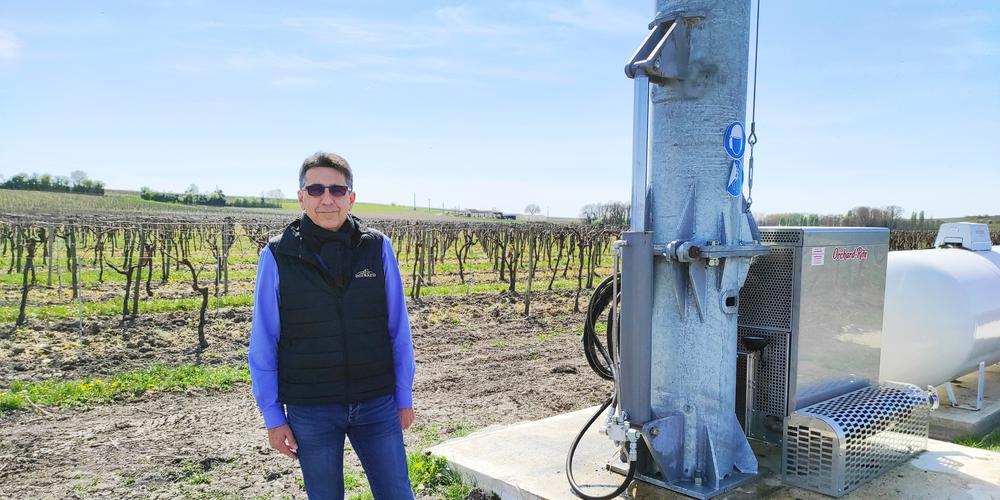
[0,290,611,499]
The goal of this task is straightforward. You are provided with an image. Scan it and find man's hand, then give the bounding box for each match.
[399,408,415,430]
[267,424,299,460]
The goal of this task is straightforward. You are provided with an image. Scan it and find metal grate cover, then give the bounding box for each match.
[738,247,795,331]
[782,383,929,497]
[737,327,789,417]
[759,229,802,245]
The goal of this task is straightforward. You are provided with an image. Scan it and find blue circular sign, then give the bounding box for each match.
[724,121,746,159]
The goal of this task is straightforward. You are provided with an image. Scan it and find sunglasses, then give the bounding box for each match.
[302,184,351,197]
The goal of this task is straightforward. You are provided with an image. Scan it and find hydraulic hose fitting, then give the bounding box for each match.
[627,429,640,462]
[927,385,940,411]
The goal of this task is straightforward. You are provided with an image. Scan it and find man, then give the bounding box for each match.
[249,151,416,499]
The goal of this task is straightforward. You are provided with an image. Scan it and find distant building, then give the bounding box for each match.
[464,209,504,219]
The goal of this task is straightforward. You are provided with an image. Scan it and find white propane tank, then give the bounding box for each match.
[880,236,1000,388]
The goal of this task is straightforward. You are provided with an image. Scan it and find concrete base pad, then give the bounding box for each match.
[430,406,1000,500]
[929,364,1000,441]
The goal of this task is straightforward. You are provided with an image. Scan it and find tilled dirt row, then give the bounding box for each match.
[0,308,253,385]
[0,290,612,499]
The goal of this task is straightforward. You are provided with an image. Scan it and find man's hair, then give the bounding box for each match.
[299,151,353,189]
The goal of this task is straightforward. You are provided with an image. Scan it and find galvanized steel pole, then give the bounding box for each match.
[645,0,757,494]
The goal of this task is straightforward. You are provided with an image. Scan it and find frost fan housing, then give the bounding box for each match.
[736,227,929,497]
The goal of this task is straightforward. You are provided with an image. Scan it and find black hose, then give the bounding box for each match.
[565,396,637,500]
[567,274,637,499]
[582,274,619,381]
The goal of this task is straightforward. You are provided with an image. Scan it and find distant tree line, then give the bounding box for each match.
[1,171,105,195]
[580,201,630,226]
[757,205,939,230]
[140,185,281,209]
[230,196,282,208]
[578,201,948,231]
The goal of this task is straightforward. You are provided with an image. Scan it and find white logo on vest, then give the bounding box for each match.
[354,269,377,278]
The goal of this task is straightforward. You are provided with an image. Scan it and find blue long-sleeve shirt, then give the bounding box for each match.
[248,236,415,429]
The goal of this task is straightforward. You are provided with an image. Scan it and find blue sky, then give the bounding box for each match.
[1,1,998,218]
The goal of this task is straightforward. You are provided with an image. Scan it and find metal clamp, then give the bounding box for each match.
[700,242,770,259]
[625,15,692,82]
[654,240,769,262]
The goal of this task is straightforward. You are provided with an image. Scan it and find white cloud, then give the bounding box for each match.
[541,0,648,35]
[279,17,421,50]
[433,5,510,36]
[224,51,350,72]
[917,11,1000,60]
[281,5,523,51]
[269,76,323,88]
[178,5,590,86]
[0,30,22,62]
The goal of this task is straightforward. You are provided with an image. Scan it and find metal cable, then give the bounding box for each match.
[746,0,761,209]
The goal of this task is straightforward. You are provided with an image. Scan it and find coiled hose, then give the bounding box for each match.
[582,274,618,381]
[566,274,637,499]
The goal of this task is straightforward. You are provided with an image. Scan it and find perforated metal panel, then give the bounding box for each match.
[785,424,836,493]
[737,327,789,417]
[738,247,795,331]
[782,383,929,497]
[759,230,802,245]
[738,237,794,420]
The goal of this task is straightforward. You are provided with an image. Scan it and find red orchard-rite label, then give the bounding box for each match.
[832,246,869,261]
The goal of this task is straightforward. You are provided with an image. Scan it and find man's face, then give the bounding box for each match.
[297,167,356,231]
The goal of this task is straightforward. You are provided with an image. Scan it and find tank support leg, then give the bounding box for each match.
[945,361,986,411]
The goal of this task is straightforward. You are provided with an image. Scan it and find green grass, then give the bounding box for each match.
[0,189,288,215]
[0,273,599,321]
[281,199,465,221]
[180,461,212,485]
[536,330,560,343]
[71,477,100,496]
[396,422,478,498]
[411,420,477,449]
[0,364,249,413]
[0,266,259,287]
[0,293,254,322]
[407,452,468,499]
[343,469,364,490]
[956,428,1000,452]
[937,216,1000,233]
[1,187,529,223]
[405,276,592,297]
[576,320,608,337]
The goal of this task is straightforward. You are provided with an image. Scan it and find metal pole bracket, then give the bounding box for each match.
[698,242,770,259]
[653,241,769,261]
[624,14,696,82]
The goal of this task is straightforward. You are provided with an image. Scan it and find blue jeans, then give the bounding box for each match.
[287,395,413,500]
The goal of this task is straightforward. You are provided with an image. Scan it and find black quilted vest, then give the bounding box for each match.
[268,217,395,405]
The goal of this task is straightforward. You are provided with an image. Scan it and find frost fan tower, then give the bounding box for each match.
[608,2,936,498]
[615,0,764,496]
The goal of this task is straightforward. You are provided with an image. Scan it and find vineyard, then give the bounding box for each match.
[0,213,620,325]
[2,204,998,498]
[0,204,630,498]
[2,209,996,347]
